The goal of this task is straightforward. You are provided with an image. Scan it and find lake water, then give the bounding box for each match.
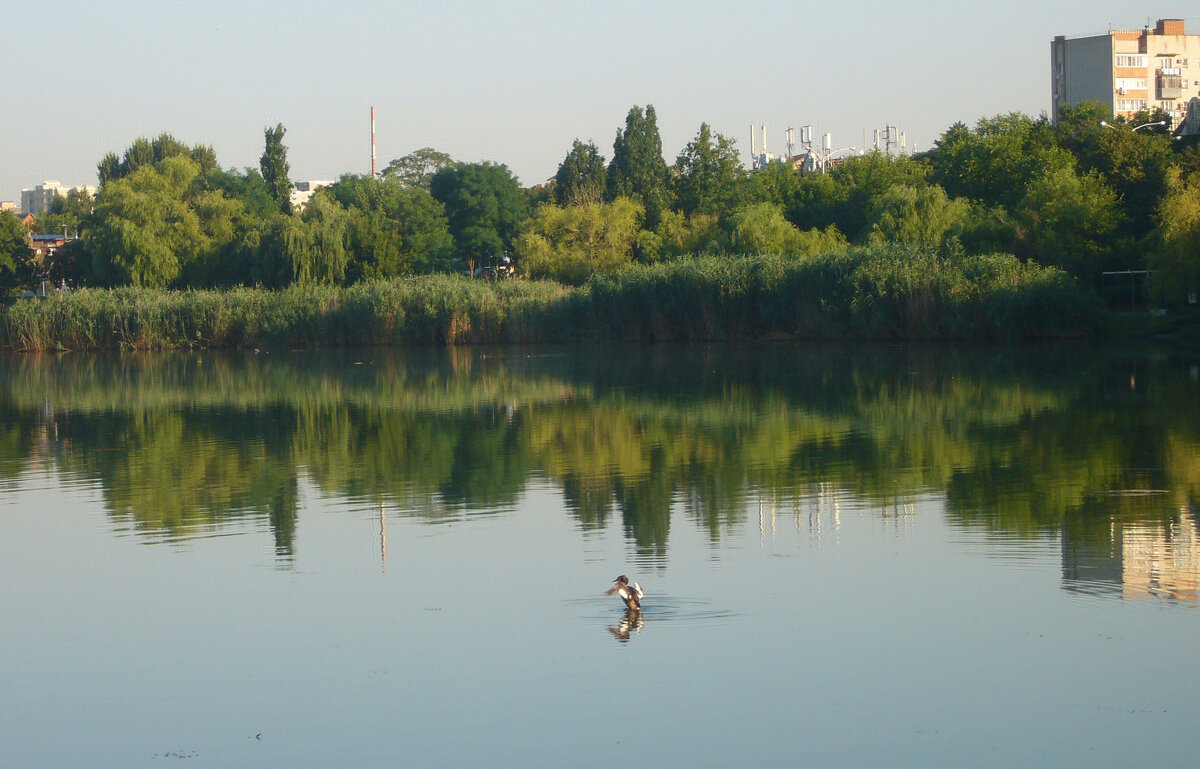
[1,343,1198,768]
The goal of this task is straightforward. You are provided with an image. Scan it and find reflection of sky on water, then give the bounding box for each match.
[3,345,1200,767]
[5,467,1200,768]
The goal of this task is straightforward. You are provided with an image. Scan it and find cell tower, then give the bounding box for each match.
[371,106,377,177]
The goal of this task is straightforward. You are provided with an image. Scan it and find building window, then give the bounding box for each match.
[1116,78,1148,91]
[1116,54,1148,68]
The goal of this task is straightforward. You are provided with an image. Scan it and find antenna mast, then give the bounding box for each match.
[371,106,377,177]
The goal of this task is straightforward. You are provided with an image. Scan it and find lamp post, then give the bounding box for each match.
[1100,119,1168,132]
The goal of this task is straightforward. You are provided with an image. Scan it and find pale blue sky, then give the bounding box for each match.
[5,2,1198,203]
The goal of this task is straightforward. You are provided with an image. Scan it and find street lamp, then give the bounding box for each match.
[1100,119,1168,132]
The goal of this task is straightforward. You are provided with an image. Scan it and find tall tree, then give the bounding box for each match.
[430,162,528,266]
[261,123,293,214]
[382,148,454,190]
[554,140,607,207]
[674,123,743,217]
[606,105,670,228]
[97,152,121,187]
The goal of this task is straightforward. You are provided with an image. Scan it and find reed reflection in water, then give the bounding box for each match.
[3,343,1200,768]
[1,343,1198,602]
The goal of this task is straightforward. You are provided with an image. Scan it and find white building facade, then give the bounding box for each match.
[20,180,97,215]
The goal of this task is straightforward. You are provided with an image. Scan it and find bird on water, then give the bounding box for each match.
[607,575,644,610]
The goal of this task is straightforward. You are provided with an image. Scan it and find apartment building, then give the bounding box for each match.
[1051,18,1200,128]
[20,180,97,215]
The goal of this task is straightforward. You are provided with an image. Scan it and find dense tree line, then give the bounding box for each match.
[3,103,1199,303]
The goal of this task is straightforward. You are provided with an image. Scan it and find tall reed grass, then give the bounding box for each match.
[0,247,1102,351]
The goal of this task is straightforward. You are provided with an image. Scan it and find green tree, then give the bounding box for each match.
[0,211,33,295]
[99,134,221,185]
[866,184,970,253]
[641,209,726,260]
[325,174,454,279]
[1147,170,1200,304]
[35,188,94,236]
[382,148,455,190]
[516,198,643,284]
[281,194,350,285]
[1055,102,1176,241]
[554,140,607,207]
[607,105,670,229]
[97,152,121,187]
[729,202,845,256]
[674,122,744,217]
[84,157,209,287]
[1014,164,1122,279]
[429,162,528,267]
[261,123,293,214]
[926,113,1070,209]
[825,151,929,240]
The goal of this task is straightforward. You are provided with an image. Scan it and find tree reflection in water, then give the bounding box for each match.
[1,344,1197,596]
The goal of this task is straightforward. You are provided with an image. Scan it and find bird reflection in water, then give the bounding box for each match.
[608,607,644,642]
[606,575,645,642]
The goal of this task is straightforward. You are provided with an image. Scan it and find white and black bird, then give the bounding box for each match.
[607,575,644,610]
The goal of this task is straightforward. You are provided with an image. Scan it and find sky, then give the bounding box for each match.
[4,1,1199,203]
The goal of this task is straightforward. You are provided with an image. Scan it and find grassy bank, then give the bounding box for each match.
[0,248,1103,351]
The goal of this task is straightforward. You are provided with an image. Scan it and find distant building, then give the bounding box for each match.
[0,201,17,214]
[1052,18,1200,129]
[20,180,97,215]
[290,180,334,211]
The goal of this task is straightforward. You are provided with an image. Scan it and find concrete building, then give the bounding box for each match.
[290,180,334,211]
[1051,18,1200,129]
[20,180,97,215]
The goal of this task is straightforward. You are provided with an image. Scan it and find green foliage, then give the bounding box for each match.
[0,250,1101,351]
[554,140,607,207]
[730,202,846,256]
[641,210,725,261]
[927,113,1069,209]
[516,198,643,284]
[866,184,970,253]
[1058,104,1176,240]
[430,162,529,266]
[260,123,293,214]
[1147,170,1200,304]
[0,211,32,295]
[382,148,455,190]
[825,151,929,240]
[673,123,743,217]
[1014,165,1123,279]
[34,188,94,236]
[606,105,671,229]
[99,133,219,186]
[325,175,454,279]
[84,157,210,287]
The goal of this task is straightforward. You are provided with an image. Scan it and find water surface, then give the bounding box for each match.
[1,344,1197,767]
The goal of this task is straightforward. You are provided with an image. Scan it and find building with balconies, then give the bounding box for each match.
[1051,18,1200,129]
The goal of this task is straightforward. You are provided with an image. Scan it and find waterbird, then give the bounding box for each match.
[607,575,644,610]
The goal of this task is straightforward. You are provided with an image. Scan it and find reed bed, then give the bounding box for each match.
[0,248,1102,351]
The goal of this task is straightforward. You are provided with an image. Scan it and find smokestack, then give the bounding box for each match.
[371,106,377,177]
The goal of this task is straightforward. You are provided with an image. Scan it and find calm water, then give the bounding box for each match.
[1,344,1198,768]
